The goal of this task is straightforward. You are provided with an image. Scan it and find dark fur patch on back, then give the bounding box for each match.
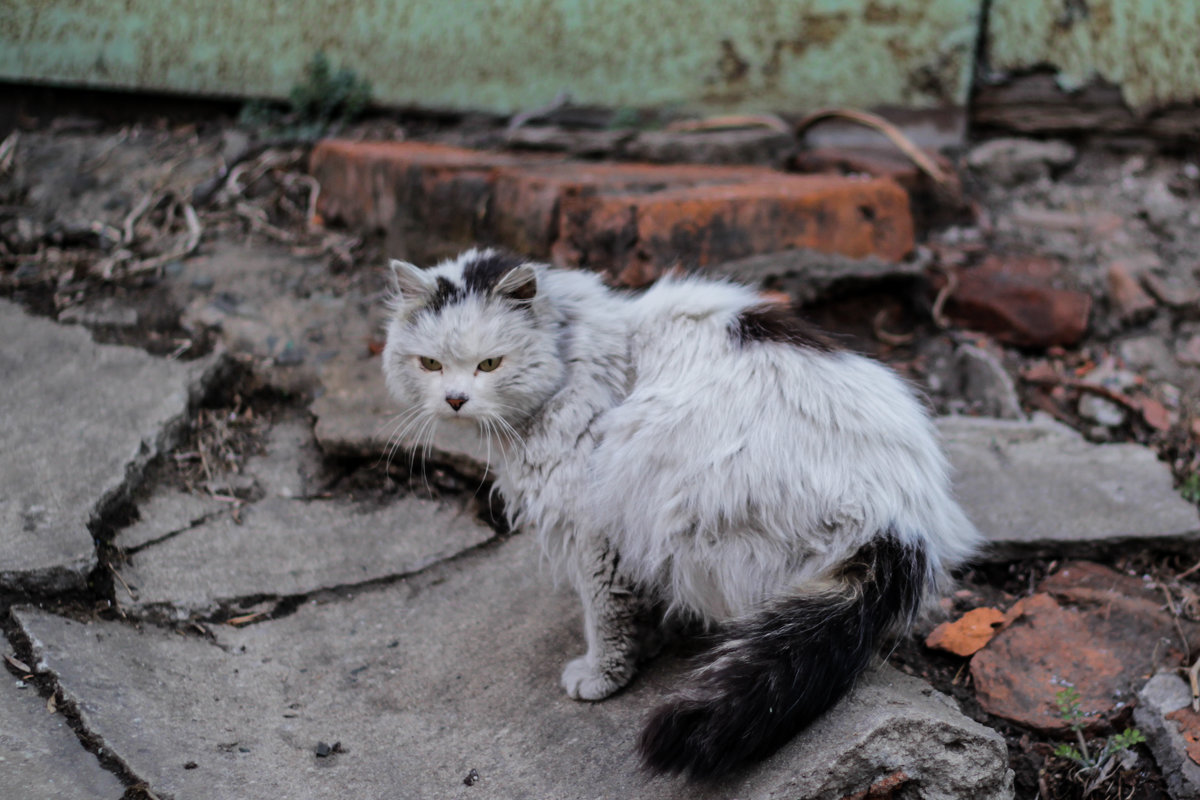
[462,251,527,295]
[731,304,835,352]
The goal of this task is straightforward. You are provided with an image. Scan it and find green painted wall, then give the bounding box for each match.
[1,0,980,114]
[4,1,1197,116]
[988,0,1200,110]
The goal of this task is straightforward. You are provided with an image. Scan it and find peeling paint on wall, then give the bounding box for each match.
[988,0,1200,111]
[0,0,981,114]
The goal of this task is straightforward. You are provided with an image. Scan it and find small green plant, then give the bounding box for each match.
[240,52,372,140]
[1051,686,1145,790]
[1181,472,1200,504]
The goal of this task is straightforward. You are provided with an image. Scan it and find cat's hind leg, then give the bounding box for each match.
[562,538,651,701]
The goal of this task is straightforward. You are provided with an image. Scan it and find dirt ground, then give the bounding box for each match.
[3,97,1200,800]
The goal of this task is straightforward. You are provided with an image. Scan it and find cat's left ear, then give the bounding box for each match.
[493,263,538,302]
[388,259,435,303]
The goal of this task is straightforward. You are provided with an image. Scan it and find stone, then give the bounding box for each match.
[1119,334,1178,379]
[114,494,496,619]
[925,607,1006,657]
[937,415,1199,558]
[0,299,222,593]
[1077,393,1127,427]
[1106,262,1157,323]
[944,256,1091,348]
[1177,335,1200,367]
[952,344,1025,420]
[0,671,125,800]
[1135,672,1200,800]
[242,415,325,500]
[14,532,1012,800]
[971,562,1188,732]
[557,175,915,287]
[310,356,491,480]
[966,138,1076,186]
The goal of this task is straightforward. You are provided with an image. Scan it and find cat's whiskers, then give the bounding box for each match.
[382,406,430,473]
[382,406,422,458]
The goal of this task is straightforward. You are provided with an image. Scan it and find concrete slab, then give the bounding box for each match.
[16,533,1012,800]
[116,489,227,551]
[0,667,124,800]
[0,299,219,593]
[242,415,326,500]
[938,415,1200,558]
[115,494,496,618]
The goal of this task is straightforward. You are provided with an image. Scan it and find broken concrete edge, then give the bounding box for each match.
[0,611,142,794]
[1135,672,1200,800]
[123,522,515,627]
[0,350,236,601]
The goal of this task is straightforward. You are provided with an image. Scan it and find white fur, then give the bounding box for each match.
[382,250,980,691]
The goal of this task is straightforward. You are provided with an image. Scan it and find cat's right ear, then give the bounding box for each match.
[387,259,435,304]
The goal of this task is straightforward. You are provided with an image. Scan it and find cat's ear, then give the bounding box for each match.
[387,259,435,303]
[493,263,538,302]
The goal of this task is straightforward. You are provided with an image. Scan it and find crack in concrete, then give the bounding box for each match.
[1,613,156,799]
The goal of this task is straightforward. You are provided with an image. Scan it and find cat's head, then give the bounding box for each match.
[381,249,565,437]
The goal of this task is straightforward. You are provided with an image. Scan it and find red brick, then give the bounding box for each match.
[556,175,915,286]
[945,255,1092,348]
[309,140,549,261]
[491,162,778,257]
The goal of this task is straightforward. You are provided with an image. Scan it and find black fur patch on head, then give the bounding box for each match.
[731,304,835,352]
[426,276,465,313]
[462,250,527,295]
[638,529,926,779]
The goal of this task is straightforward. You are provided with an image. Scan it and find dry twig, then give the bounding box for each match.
[795,107,954,187]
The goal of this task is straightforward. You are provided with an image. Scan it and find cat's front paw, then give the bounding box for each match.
[561,656,625,701]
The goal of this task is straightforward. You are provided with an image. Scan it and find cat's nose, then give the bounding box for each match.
[445,393,468,411]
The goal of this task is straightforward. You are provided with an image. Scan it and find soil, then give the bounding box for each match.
[3,100,1200,800]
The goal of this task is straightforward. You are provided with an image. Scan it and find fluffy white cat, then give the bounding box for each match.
[381,248,980,778]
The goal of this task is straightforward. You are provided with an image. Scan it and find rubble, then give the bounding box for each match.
[1135,673,1200,800]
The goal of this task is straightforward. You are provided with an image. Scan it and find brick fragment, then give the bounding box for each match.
[309,140,547,262]
[557,175,914,286]
[945,255,1091,348]
[491,162,776,257]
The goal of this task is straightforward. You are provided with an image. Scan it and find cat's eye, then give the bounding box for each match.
[477,357,503,373]
[418,356,442,371]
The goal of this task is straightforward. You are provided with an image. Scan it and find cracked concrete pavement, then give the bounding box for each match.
[3,240,1199,799]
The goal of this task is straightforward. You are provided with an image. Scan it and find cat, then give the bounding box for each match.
[381,248,981,779]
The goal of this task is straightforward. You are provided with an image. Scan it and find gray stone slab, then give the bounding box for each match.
[116,489,228,551]
[1134,672,1200,800]
[311,355,492,479]
[115,495,495,618]
[242,415,326,500]
[16,533,1012,800]
[0,299,219,593]
[0,668,124,799]
[938,415,1200,558]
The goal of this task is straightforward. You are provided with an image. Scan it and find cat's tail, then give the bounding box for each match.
[638,530,928,779]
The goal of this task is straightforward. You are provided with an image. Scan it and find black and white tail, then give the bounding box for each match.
[638,531,928,779]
